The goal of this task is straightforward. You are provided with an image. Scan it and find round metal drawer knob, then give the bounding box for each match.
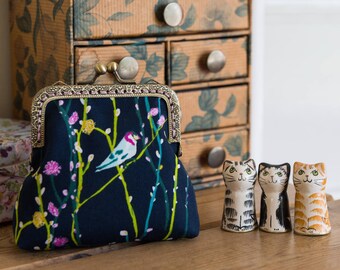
[207,50,226,73]
[117,56,139,80]
[207,147,226,168]
[163,3,183,27]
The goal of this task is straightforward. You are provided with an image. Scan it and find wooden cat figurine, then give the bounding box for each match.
[221,159,258,232]
[293,162,331,235]
[258,163,292,233]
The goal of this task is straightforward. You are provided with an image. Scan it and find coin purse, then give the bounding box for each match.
[13,80,200,250]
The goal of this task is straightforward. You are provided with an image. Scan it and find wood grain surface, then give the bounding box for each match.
[1,185,333,270]
[30,200,340,270]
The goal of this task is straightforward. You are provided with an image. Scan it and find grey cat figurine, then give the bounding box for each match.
[221,159,258,232]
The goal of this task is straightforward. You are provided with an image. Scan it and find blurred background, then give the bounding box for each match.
[259,0,340,199]
[1,0,339,198]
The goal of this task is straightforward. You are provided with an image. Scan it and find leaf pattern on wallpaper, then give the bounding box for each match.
[74,0,100,38]
[199,89,218,111]
[108,12,133,21]
[180,5,196,30]
[222,94,236,117]
[200,0,233,29]
[171,52,189,81]
[124,44,165,81]
[124,45,147,60]
[26,55,37,97]
[16,70,25,93]
[224,135,243,157]
[77,49,99,83]
[146,53,164,77]
[125,0,134,5]
[53,0,65,19]
[16,6,32,33]
[33,0,41,53]
[235,2,248,17]
[185,90,237,133]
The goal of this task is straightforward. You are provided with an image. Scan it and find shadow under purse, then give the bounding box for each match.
[13,67,200,250]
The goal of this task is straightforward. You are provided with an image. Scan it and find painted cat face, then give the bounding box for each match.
[293,162,326,193]
[222,159,257,191]
[258,163,290,193]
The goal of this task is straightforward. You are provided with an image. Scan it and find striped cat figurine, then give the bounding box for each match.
[221,159,258,232]
[258,163,292,233]
[293,162,331,236]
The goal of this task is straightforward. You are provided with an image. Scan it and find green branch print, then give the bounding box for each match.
[163,156,179,240]
[35,173,51,249]
[134,98,170,233]
[117,166,138,238]
[141,98,166,239]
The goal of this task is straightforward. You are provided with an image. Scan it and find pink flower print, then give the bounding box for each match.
[69,161,74,171]
[157,115,165,126]
[148,108,159,118]
[53,237,68,247]
[48,202,59,217]
[44,161,61,176]
[68,112,79,125]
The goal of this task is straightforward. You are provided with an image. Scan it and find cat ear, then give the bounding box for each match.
[245,159,256,170]
[282,163,291,177]
[259,163,266,173]
[223,160,233,171]
[315,162,326,174]
[294,162,303,173]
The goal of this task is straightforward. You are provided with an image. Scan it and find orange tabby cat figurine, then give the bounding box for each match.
[293,162,331,236]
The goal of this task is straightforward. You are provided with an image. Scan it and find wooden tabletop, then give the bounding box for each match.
[0,186,338,270]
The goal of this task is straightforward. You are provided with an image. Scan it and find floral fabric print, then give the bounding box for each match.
[43,161,62,176]
[32,212,45,228]
[68,112,79,125]
[81,119,95,135]
[0,175,24,223]
[48,202,59,217]
[53,237,68,247]
[0,118,31,167]
[0,118,30,223]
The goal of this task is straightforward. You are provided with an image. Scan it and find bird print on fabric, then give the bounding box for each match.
[96,132,140,172]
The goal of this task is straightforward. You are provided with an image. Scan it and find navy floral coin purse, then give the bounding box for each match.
[13,81,200,250]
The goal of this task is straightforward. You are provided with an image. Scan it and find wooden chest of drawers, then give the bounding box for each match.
[10,0,251,190]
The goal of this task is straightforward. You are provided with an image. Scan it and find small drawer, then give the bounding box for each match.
[170,36,248,85]
[74,0,249,40]
[180,127,249,179]
[177,85,248,133]
[75,43,165,84]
